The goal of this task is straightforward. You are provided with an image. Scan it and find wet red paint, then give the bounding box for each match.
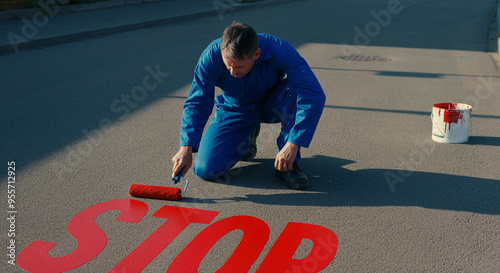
[18,199,339,272]
[167,215,269,272]
[17,199,148,273]
[111,206,219,272]
[129,184,181,200]
[256,222,338,272]
[433,103,470,133]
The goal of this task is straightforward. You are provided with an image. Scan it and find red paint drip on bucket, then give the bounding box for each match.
[434,103,465,133]
[431,103,472,143]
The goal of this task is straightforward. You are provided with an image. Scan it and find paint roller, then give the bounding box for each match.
[129,168,189,201]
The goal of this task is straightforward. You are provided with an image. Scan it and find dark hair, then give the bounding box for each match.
[221,22,258,60]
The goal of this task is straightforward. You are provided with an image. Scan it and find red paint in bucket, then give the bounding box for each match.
[433,103,466,133]
[431,103,472,143]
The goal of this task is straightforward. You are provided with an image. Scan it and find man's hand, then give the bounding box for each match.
[172,146,193,178]
[275,142,299,172]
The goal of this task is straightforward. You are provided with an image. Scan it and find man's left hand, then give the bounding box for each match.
[275,142,299,171]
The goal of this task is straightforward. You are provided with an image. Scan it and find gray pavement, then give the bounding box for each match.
[1,0,500,272]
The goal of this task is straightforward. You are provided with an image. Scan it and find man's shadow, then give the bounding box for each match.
[184,155,500,215]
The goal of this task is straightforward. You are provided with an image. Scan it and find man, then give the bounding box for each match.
[172,22,325,190]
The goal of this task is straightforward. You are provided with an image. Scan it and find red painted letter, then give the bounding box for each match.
[110,205,219,272]
[256,222,338,273]
[17,199,148,273]
[167,215,270,272]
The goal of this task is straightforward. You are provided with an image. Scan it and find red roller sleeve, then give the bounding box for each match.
[129,184,181,201]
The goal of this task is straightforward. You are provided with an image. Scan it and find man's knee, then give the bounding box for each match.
[193,159,226,181]
[193,160,215,181]
[193,158,237,183]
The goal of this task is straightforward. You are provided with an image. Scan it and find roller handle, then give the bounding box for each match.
[172,167,185,185]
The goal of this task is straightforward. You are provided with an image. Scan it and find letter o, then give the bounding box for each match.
[167,215,270,272]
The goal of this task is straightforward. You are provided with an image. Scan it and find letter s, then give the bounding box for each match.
[17,199,148,273]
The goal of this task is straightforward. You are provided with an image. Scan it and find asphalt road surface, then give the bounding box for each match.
[1,0,499,272]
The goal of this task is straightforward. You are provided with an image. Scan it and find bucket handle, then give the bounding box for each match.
[430,113,472,143]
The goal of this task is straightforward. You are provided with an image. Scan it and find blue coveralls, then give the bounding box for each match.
[180,33,326,181]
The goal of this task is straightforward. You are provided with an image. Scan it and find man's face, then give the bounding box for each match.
[222,49,261,78]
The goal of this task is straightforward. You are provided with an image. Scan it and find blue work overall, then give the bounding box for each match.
[193,79,298,180]
[179,34,325,181]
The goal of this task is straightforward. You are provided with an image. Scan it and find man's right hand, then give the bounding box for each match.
[171,146,193,178]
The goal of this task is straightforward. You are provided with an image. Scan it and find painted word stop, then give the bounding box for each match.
[17,199,338,272]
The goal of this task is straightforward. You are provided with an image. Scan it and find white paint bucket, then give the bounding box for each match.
[431,103,472,143]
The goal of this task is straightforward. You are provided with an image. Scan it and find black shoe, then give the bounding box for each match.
[241,124,260,162]
[276,162,309,190]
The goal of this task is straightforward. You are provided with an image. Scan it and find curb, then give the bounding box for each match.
[0,0,168,22]
[0,0,293,55]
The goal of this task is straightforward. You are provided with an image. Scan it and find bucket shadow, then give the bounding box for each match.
[467,136,500,146]
[187,155,500,215]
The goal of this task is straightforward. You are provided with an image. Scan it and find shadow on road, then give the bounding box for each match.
[324,105,500,120]
[184,155,500,215]
[311,67,500,79]
[467,136,500,146]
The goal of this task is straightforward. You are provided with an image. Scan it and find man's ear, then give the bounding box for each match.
[253,48,261,60]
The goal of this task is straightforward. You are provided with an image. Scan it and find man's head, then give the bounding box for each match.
[221,22,261,78]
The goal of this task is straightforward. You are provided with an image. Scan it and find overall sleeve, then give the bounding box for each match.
[179,46,218,152]
[276,40,326,148]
